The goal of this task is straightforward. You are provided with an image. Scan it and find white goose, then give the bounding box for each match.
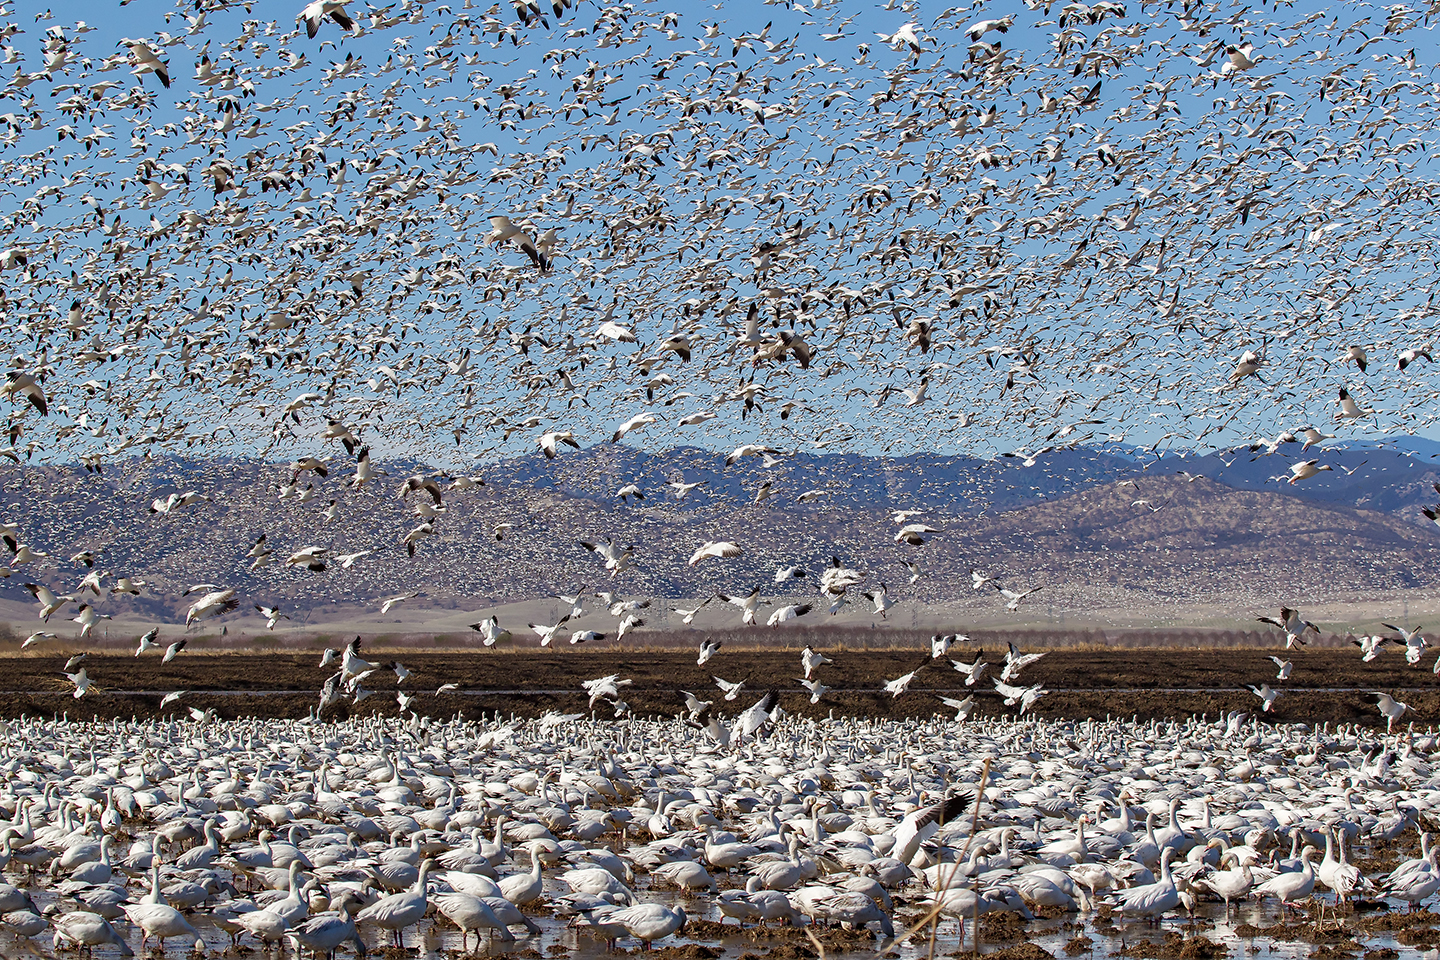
[433,891,517,948]
[355,858,432,947]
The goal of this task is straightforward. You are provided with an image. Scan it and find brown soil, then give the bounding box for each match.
[0,649,1436,723]
[963,944,1055,960]
[1109,932,1231,959]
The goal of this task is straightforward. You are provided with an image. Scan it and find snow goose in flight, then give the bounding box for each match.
[994,678,1047,713]
[554,589,588,620]
[680,410,718,429]
[951,650,987,686]
[674,596,712,624]
[895,523,937,546]
[1268,656,1293,680]
[616,613,645,641]
[819,556,864,597]
[713,675,746,701]
[774,564,806,582]
[351,447,376,489]
[539,430,580,458]
[380,591,419,614]
[608,596,650,620]
[1399,346,1433,371]
[1000,642,1045,681]
[971,569,994,590]
[579,539,634,577]
[185,588,238,627]
[668,479,707,498]
[890,793,971,866]
[612,412,657,443]
[939,695,975,721]
[402,522,435,557]
[801,645,831,679]
[597,319,637,343]
[725,444,780,466]
[255,605,289,630]
[285,546,328,571]
[718,586,762,625]
[247,535,274,570]
[689,541,743,566]
[736,690,780,743]
[767,602,812,627]
[798,677,829,704]
[1257,608,1316,647]
[1298,426,1335,451]
[697,638,721,666]
[23,583,72,620]
[488,216,547,270]
[529,615,572,647]
[1286,460,1333,484]
[862,583,894,617]
[1352,634,1391,661]
[61,667,96,699]
[1371,693,1410,733]
[162,639,187,663]
[884,661,927,698]
[2,371,47,415]
[1384,623,1427,664]
[299,0,354,37]
[397,474,443,505]
[582,675,632,709]
[679,690,712,719]
[1336,387,1373,420]
[340,637,375,681]
[111,576,145,595]
[150,491,209,514]
[656,334,692,363]
[469,616,512,645]
[994,582,1042,611]
[1226,348,1266,386]
[1247,683,1281,712]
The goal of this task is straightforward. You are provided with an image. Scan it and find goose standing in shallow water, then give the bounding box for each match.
[1253,847,1318,916]
[52,911,134,957]
[355,859,432,947]
[123,898,206,954]
[433,891,516,948]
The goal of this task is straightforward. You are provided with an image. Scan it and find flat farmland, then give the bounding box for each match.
[0,647,1436,728]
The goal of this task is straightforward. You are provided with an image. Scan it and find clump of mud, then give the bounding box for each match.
[1112,931,1228,959]
[949,945,1053,960]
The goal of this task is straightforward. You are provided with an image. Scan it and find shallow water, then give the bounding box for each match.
[10,867,1430,960]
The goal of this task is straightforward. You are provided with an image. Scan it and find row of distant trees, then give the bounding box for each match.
[0,621,1383,652]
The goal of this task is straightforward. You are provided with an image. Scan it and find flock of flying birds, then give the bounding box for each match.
[1241,603,1433,731]
[0,0,1434,465]
[0,0,1435,706]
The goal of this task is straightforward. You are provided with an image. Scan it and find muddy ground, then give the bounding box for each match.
[1,647,1437,726]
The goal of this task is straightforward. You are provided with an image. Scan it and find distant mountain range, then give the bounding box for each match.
[0,440,1436,629]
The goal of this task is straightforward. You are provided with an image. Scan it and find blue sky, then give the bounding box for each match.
[0,0,1436,469]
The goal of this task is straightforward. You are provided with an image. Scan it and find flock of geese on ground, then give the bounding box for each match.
[2,710,1440,958]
